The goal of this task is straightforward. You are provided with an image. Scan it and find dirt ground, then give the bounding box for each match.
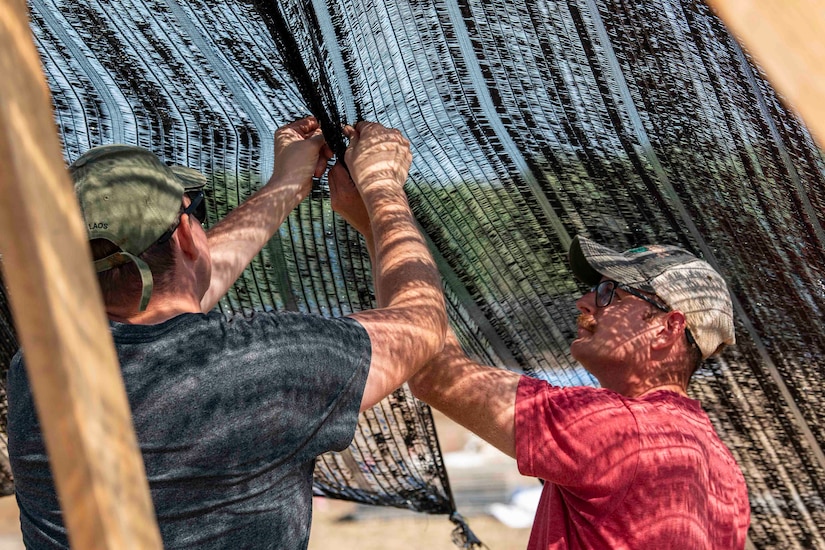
[308,500,531,550]
[0,497,22,550]
[0,412,534,549]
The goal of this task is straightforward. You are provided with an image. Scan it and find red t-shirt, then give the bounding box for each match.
[515,376,750,549]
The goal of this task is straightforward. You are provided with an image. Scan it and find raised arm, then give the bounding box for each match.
[200,116,329,311]
[329,140,519,452]
[407,330,520,458]
[327,158,381,303]
[338,122,447,411]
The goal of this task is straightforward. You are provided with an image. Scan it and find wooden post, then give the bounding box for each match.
[706,0,825,147]
[0,1,163,548]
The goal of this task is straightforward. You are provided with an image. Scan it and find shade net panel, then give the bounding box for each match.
[0,0,822,546]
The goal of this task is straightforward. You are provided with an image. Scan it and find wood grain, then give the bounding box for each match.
[707,0,825,146]
[0,1,162,548]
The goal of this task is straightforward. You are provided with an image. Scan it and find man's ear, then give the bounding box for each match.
[651,311,687,351]
[175,214,200,261]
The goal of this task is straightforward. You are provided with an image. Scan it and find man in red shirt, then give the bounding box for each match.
[330,170,750,547]
[405,235,751,549]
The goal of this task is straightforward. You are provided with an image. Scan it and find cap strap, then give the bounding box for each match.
[93,251,154,312]
[93,251,131,272]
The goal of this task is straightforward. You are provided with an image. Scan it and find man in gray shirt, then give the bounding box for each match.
[8,118,447,549]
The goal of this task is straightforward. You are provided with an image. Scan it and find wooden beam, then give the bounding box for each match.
[706,0,825,147]
[0,1,162,548]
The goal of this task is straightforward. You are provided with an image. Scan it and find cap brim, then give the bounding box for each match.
[568,235,606,286]
[169,165,207,191]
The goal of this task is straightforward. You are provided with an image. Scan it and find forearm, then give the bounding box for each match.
[342,121,449,410]
[365,185,446,352]
[356,222,382,307]
[350,182,448,409]
[200,116,325,311]
[364,237,386,308]
[201,174,305,311]
[409,344,520,458]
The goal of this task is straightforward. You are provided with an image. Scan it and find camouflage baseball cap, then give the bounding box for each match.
[71,145,206,311]
[569,235,735,359]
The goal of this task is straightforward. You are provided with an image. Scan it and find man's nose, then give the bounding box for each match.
[575,290,597,314]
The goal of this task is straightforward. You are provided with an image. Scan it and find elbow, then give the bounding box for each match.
[422,298,448,367]
[405,314,445,404]
[407,365,434,403]
[434,305,448,356]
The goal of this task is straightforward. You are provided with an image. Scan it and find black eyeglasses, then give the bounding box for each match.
[156,191,206,245]
[592,280,669,311]
[590,280,698,348]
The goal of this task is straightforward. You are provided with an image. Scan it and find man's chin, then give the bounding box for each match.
[569,339,585,362]
[570,340,596,367]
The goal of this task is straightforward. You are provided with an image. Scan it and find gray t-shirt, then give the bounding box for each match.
[8,311,371,549]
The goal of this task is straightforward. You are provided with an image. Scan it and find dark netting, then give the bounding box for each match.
[1,0,823,546]
[0,268,13,497]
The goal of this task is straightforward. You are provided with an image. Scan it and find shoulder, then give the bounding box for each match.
[230,311,369,346]
[517,377,632,419]
[630,391,710,427]
[629,392,746,485]
[516,377,639,449]
[218,312,371,370]
[8,349,32,393]
[112,312,370,373]
[514,378,640,487]
[224,309,355,328]
[9,349,23,369]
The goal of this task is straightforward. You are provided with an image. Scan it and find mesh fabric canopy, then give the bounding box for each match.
[1,0,824,547]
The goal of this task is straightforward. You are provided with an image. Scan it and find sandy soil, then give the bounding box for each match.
[309,500,531,550]
[0,497,22,550]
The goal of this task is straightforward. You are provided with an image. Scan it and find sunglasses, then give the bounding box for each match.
[156,190,206,245]
[590,280,698,348]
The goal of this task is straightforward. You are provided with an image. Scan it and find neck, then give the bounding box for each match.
[635,383,688,398]
[107,293,203,325]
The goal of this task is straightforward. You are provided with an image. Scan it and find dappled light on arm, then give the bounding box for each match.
[408,331,520,458]
[339,122,447,412]
[201,117,329,311]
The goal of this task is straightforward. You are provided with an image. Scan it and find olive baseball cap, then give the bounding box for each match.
[70,145,206,311]
[569,235,735,359]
